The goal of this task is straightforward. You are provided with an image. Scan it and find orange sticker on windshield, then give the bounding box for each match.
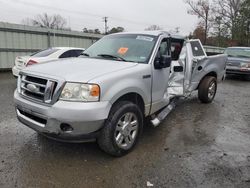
[118,47,128,55]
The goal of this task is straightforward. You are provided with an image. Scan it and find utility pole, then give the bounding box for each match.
[103,17,108,34]
[175,27,180,34]
[248,20,250,46]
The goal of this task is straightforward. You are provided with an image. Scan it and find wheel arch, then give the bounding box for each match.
[111,92,145,117]
[197,71,217,90]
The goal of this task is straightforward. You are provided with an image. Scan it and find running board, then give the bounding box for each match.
[151,99,177,127]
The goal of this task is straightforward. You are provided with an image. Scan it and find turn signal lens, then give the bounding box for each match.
[90,85,100,97]
[26,60,38,66]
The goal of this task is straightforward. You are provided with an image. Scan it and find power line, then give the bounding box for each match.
[2,0,174,28]
[7,0,104,19]
[1,0,191,33]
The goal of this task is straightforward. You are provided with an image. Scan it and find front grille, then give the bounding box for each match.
[226,69,250,74]
[19,74,58,104]
[227,61,241,67]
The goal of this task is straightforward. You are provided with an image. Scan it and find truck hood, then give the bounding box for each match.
[227,56,250,66]
[23,57,138,82]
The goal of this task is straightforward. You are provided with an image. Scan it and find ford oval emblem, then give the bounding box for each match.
[27,84,39,93]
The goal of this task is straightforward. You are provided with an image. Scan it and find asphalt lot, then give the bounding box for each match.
[0,72,250,188]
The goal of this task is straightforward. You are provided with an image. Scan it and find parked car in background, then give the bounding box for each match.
[12,47,85,77]
[224,47,250,78]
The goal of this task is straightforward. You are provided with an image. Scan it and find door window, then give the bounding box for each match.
[190,40,206,57]
[158,39,170,57]
[31,48,59,57]
[171,42,183,60]
[74,50,84,57]
[59,50,84,58]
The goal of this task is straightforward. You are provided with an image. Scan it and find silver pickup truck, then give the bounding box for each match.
[14,31,227,156]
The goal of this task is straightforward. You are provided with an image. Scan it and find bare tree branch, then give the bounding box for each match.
[185,0,212,44]
[213,0,243,39]
[22,13,68,30]
[145,25,163,31]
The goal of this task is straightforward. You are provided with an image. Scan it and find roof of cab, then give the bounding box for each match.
[109,30,186,40]
[51,47,85,50]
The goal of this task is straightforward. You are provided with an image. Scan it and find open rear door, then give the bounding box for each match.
[167,44,187,97]
[185,39,210,93]
[169,39,208,96]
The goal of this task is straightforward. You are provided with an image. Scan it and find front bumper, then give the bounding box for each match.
[14,90,112,142]
[226,67,250,75]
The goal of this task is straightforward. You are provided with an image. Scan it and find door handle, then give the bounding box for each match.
[142,75,151,79]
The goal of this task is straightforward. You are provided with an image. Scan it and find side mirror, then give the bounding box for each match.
[154,55,172,69]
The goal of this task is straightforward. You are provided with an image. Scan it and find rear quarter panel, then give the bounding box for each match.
[189,54,227,91]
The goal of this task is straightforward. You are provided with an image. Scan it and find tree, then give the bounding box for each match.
[169,27,181,34]
[23,13,68,30]
[108,27,125,34]
[82,28,89,33]
[145,25,162,31]
[213,0,243,40]
[236,0,250,45]
[210,16,231,46]
[188,0,249,47]
[94,29,101,34]
[192,24,206,41]
[185,0,212,44]
[83,28,101,34]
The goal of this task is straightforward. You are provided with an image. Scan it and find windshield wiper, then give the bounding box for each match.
[81,52,90,57]
[97,54,127,62]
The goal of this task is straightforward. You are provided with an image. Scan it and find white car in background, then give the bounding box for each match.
[12,47,85,77]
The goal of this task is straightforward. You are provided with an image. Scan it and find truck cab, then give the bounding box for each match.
[14,31,227,156]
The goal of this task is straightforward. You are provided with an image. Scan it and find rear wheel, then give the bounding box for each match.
[198,76,217,103]
[97,101,143,157]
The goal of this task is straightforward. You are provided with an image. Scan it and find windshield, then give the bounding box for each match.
[83,34,157,63]
[224,48,250,58]
[31,48,59,57]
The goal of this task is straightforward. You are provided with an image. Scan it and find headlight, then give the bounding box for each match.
[60,83,100,102]
[241,63,250,68]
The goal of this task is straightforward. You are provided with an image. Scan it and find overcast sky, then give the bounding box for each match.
[0,0,198,35]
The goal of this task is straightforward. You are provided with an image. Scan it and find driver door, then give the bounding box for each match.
[150,37,172,114]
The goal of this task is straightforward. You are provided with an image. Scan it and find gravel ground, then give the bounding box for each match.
[0,72,250,188]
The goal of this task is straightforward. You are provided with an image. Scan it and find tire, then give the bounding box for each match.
[97,101,143,157]
[198,76,217,103]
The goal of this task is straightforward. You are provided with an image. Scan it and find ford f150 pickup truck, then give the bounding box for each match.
[14,31,227,156]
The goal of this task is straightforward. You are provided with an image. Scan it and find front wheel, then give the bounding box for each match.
[198,76,217,103]
[97,101,143,157]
